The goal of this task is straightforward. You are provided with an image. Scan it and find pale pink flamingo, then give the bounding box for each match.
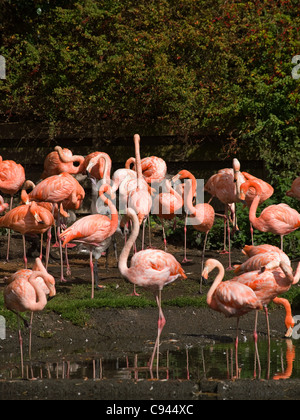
[118,207,187,375]
[286,176,300,200]
[4,258,56,377]
[42,146,85,179]
[0,191,54,268]
[28,172,85,280]
[60,184,118,299]
[0,156,26,262]
[240,172,274,244]
[240,180,300,250]
[204,159,246,269]
[202,259,262,377]
[173,170,215,292]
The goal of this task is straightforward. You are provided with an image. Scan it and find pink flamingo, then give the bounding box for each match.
[42,146,85,179]
[4,258,56,377]
[0,195,9,213]
[204,159,246,269]
[118,207,187,375]
[240,180,300,250]
[286,177,300,200]
[234,244,299,338]
[240,172,274,244]
[83,152,112,181]
[28,172,85,280]
[173,171,215,292]
[60,184,118,299]
[0,156,26,262]
[203,259,262,377]
[126,155,167,184]
[153,179,183,252]
[0,191,55,268]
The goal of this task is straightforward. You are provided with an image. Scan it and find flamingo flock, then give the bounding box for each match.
[1,134,300,378]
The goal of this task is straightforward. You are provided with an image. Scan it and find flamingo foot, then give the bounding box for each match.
[182,258,193,264]
[226,266,234,271]
[129,291,141,297]
[60,276,68,283]
[219,250,229,255]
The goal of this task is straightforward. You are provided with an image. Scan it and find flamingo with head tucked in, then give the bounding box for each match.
[4,258,56,377]
[118,207,186,376]
[42,146,85,179]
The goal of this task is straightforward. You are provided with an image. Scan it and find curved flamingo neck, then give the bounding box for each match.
[244,181,263,228]
[206,260,225,307]
[118,209,140,281]
[28,272,49,311]
[125,157,135,170]
[99,186,119,233]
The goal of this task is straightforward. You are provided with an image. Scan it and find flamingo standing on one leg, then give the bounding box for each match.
[118,208,187,376]
[0,191,54,268]
[202,259,263,378]
[0,156,26,262]
[59,185,119,299]
[4,258,56,377]
[240,180,300,250]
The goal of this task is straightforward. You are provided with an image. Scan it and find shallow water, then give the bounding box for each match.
[0,337,299,382]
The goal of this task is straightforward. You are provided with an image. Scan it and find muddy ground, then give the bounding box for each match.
[0,229,300,400]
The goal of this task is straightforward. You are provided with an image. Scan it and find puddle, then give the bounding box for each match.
[0,338,299,382]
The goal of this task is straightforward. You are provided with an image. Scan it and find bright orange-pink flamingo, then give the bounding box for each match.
[0,195,9,213]
[4,258,56,377]
[240,172,274,244]
[28,172,85,280]
[126,155,167,184]
[60,184,118,299]
[286,177,300,200]
[0,156,26,261]
[204,159,246,269]
[240,180,300,250]
[173,171,215,292]
[234,244,299,338]
[0,191,54,268]
[83,151,112,181]
[203,259,262,377]
[118,207,186,376]
[42,146,85,179]
[153,179,183,251]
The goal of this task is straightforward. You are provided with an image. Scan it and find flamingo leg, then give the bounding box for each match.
[29,312,34,360]
[90,250,95,300]
[182,215,192,264]
[22,235,27,269]
[149,290,166,378]
[226,209,233,270]
[6,196,13,262]
[199,231,209,294]
[17,316,24,379]
[235,317,239,379]
[264,306,271,380]
[253,310,261,379]
[57,208,66,282]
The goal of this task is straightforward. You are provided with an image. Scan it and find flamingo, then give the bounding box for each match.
[286,176,300,200]
[118,207,187,375]
[204,159,246,269]
[0,195,9,213]
[28,172,85,281]
[125,155,167,184]
[83,151,112,181]
[240,172,274,244]
[152,179,183,252]
[173,171,215,292]
[240,180,300,250]
[4,258,56,378]
[234,244,300,338]
[202,259,262,377]
[0,191,54,268]
[59,184,118,299]
[0,156,26,262]
[42,146,85,179]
